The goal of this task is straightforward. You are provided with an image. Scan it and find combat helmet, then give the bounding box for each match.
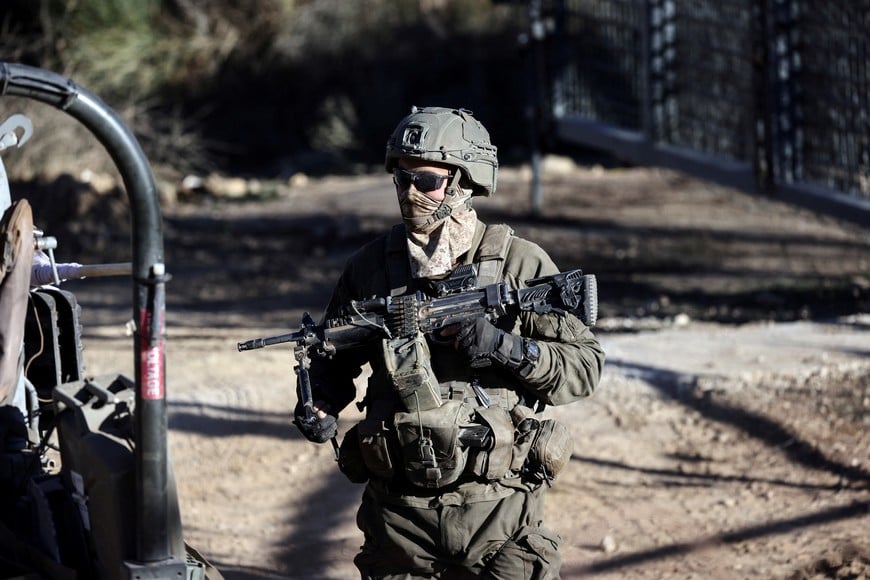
[385,106,498,196]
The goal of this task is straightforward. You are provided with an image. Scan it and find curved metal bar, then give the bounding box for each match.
[0,62,172,566]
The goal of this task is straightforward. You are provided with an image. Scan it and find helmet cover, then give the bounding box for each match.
[385,106,498,196]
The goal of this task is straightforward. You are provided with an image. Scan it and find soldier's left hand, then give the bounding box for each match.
[456,317,514,366]
[456,318,537,374]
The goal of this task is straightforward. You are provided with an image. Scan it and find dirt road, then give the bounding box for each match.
[63,161,868,579]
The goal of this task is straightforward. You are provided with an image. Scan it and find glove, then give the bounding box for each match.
[456,317,507,364]
[293,400,338,444]
[456,317,539,375]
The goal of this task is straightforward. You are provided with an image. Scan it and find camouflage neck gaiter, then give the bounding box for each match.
[398,186,477,279]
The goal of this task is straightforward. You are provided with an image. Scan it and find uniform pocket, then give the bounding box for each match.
[485,526,562,580]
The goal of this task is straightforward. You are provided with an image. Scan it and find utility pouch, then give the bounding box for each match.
[468,406,514,480]
[357,417,395,480]
[510,406,541,473]
[382,334,442,412]
[527,419,573,483]
[337,424,369,484]
[393,400,474,489]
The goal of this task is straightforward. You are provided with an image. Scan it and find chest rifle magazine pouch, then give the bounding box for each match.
[394,400,474,489]
[469,406,515,480]
[510,406,542,473]
[382,333,442,412]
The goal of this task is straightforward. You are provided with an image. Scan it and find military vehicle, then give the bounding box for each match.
[0,62,221,579]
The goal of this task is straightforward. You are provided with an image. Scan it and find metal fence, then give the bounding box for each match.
[526,0,869,226]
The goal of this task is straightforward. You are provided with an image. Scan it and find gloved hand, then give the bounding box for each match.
[293,400,338,444]
[456,317,538,375]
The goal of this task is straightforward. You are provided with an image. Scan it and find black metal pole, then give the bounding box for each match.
[0,62,181,573]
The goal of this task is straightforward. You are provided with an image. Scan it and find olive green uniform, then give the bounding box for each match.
[308,218,604,579]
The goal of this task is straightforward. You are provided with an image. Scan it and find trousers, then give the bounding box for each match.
[353,482,561,579]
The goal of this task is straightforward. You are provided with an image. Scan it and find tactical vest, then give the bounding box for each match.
[340,223,574,491]
[376,223,528,487]
[384,222,522,407]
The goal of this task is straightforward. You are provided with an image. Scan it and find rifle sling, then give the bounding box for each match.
[472,223,513,287]
[387,223,411,297]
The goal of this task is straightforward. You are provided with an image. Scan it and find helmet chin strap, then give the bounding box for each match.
[403,172,471,228]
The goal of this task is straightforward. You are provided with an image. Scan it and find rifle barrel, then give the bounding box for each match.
[237,330,303,351]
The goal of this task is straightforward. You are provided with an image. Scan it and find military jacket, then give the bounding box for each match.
[308,219,604,420]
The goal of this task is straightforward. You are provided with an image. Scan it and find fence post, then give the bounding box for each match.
[646,0,676,143]
[768,0,801,186]
[525,0,546,216]
[753,0,775,193]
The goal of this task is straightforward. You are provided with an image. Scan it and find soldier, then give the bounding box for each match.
[294,106,604,579]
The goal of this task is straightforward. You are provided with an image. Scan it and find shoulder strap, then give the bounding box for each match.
[386,223,410,296]
[474,224,513,286]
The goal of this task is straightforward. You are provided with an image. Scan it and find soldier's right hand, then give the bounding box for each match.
[293,400,338,443]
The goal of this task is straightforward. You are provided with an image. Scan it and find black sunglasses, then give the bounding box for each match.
[393,169,451,193]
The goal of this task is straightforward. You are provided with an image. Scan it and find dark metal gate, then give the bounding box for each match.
[524,0,870,226]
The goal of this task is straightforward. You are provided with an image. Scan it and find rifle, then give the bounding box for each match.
[237,266,597,355]
[238,266,597,454]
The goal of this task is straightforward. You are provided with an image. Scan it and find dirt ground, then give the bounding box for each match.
[49,160,869,579]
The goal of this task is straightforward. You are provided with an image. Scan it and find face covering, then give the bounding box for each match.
[398,183,477,279]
